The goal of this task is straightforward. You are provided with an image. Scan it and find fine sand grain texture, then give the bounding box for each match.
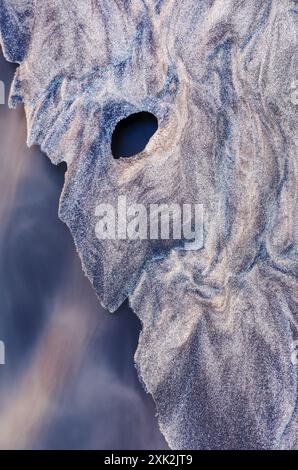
[1,0,298,449]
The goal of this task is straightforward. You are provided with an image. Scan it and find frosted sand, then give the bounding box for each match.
[1,0,298,449]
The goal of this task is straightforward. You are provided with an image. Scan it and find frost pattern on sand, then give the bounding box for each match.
[1,0,298,449]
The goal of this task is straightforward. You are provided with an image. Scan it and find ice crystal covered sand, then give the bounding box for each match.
[1,0,298,449]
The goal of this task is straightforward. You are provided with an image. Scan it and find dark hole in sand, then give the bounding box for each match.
[112,111,158,159]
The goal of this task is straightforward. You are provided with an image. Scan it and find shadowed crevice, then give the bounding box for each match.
[111,111,158,159]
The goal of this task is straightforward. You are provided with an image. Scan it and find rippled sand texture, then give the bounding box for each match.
[1,0,298,449]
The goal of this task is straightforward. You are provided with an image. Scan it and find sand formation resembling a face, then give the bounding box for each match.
[1,0,298,449]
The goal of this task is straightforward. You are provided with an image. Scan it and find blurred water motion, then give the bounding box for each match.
[0,50,167,450]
